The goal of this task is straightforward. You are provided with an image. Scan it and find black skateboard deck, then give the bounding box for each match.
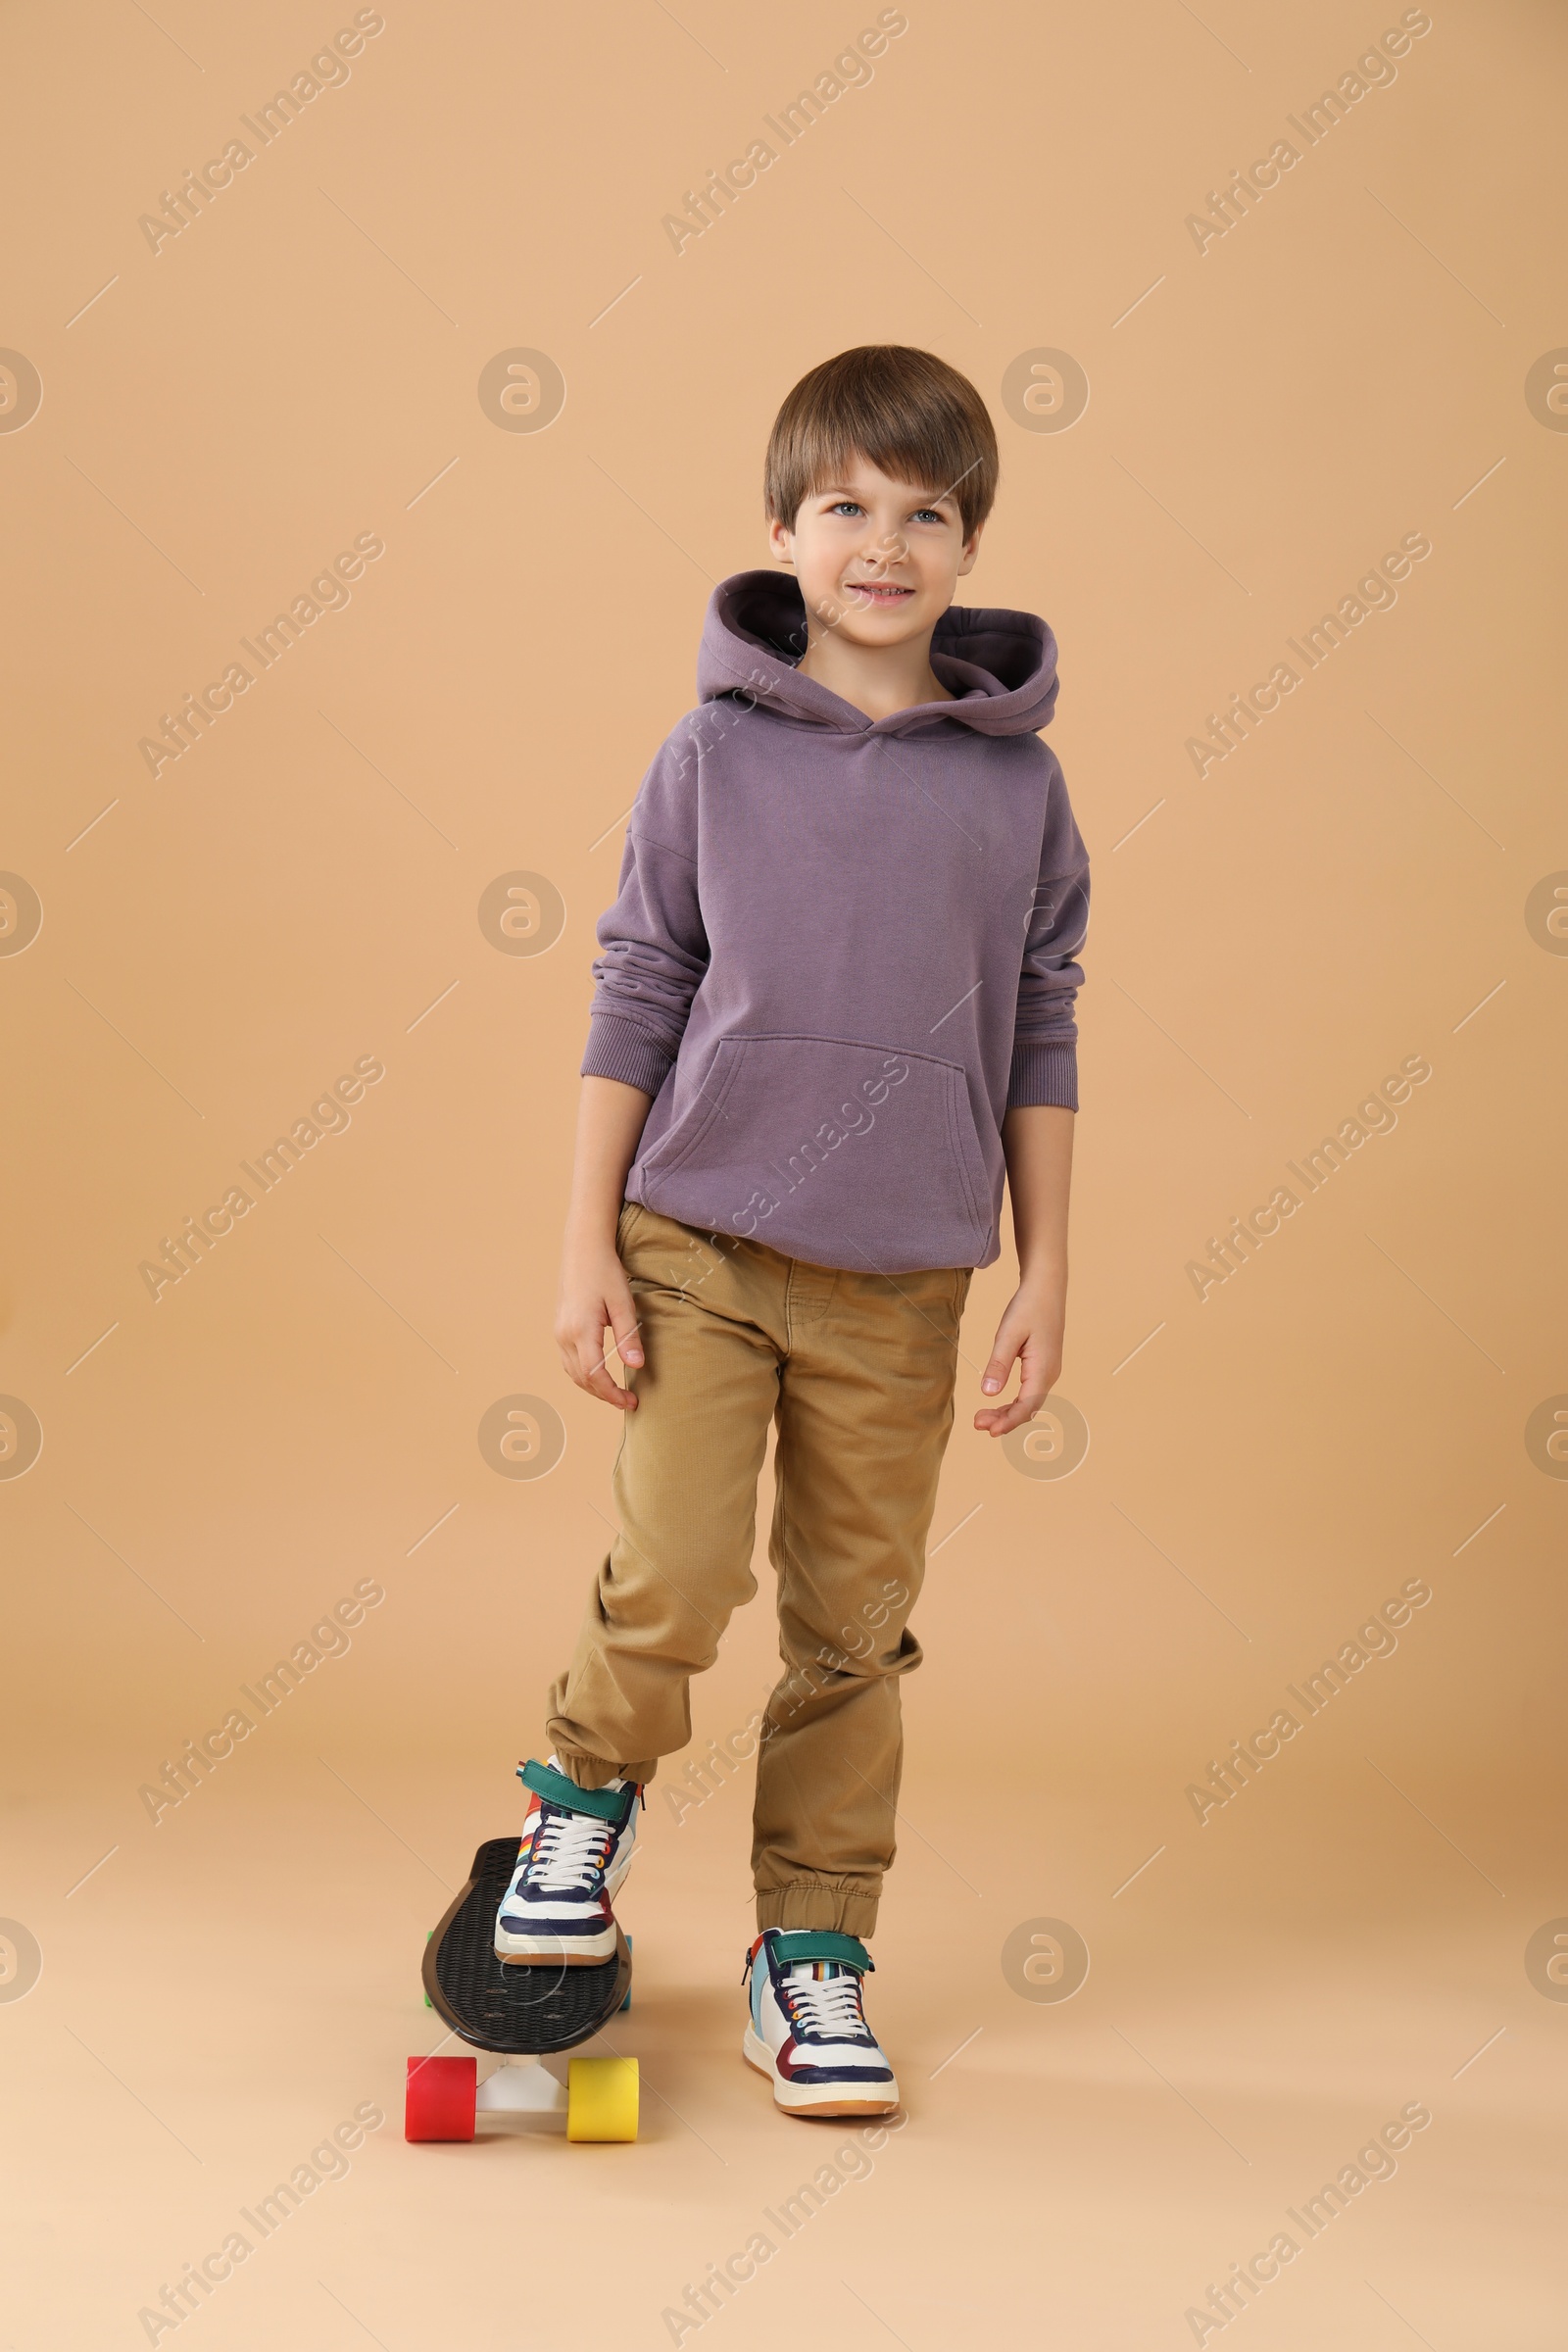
[422,1836,631,2057]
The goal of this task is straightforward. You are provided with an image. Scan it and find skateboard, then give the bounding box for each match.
[405,1834,639,2143]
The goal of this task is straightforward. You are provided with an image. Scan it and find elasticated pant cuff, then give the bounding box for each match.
[757,1882,880,1938]
[554,1747,657,1790]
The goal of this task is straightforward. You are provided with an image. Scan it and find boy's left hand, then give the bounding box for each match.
[974,1272,1065,1437]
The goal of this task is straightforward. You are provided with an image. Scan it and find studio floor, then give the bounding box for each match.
[9,1740,1563,2350]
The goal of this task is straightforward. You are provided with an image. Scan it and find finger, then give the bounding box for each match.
[577,1347,637,1408]
[606,1298,644,1370]
[973,1396,1017,1433]
[980,1383,1049,1437]
[975,1344,1054,1434]
[979,1327,1022,1397]
[1016,1345,1060,1405]
[564,1324,639,1410]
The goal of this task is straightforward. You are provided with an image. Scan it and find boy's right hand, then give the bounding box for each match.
[555,1239,644,1410]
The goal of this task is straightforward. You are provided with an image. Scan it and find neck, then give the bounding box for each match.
[796,621,952,722]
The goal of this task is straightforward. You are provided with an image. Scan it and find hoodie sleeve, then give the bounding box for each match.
[580,732,708,1097]
[1009,750,1090,1111]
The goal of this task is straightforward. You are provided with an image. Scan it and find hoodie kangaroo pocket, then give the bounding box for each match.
[637,1034,992,1273]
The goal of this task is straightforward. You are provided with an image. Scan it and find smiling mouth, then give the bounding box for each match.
[848,582,914,604]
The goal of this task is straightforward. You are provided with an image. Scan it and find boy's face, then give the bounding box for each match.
[768,457,982,653]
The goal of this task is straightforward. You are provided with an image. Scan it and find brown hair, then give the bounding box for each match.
[764,345,999,538]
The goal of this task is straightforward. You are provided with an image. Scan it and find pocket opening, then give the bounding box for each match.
[636,1033,992,1272]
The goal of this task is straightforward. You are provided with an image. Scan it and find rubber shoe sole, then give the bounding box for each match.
[743,2026,899,2119]
[493,1850,633,1965]
[498,1936,615,1967]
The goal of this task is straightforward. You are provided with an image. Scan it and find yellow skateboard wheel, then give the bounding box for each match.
[566,2056,639,2142]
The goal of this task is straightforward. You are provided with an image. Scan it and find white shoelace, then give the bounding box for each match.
[783,1966,868,2041]
[525,1809,613,1893]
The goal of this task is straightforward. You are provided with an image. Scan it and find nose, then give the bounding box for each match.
[855,528,906,580]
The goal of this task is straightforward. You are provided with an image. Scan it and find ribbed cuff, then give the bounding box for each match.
[756,1881,881,1938]
[580,1013,676,1098]
[1008,1040,1078,1110]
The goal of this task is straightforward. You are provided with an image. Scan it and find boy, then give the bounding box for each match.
[496,345,1089,2120]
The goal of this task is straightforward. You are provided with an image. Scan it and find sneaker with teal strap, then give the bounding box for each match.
[743,1928,899,2117]
[493,1757,640,1965]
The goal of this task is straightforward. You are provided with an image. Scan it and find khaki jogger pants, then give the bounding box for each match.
[546,1202,973,1937]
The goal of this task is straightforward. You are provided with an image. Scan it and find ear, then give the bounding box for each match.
[767,514,796,567]
[955,521,984,580]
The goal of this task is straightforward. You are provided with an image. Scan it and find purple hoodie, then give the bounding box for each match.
[582,569,1089,1275]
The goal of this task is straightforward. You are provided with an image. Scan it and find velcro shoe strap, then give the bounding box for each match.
[519,1759,625,1820]
[770,1929,873,1973]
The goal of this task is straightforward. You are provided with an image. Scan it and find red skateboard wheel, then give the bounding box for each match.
[405,2053,476,2141]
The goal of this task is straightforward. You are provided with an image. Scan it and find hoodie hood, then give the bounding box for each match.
[697,568,1059,739]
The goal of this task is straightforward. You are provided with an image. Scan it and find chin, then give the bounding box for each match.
[839,599,926,629]
[843,618,919,648]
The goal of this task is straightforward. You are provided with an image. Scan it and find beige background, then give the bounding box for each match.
[3,1,1565,2344]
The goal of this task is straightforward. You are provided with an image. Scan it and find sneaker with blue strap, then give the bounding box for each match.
[743,1928,899,2117]
[493,1756,640,1965]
